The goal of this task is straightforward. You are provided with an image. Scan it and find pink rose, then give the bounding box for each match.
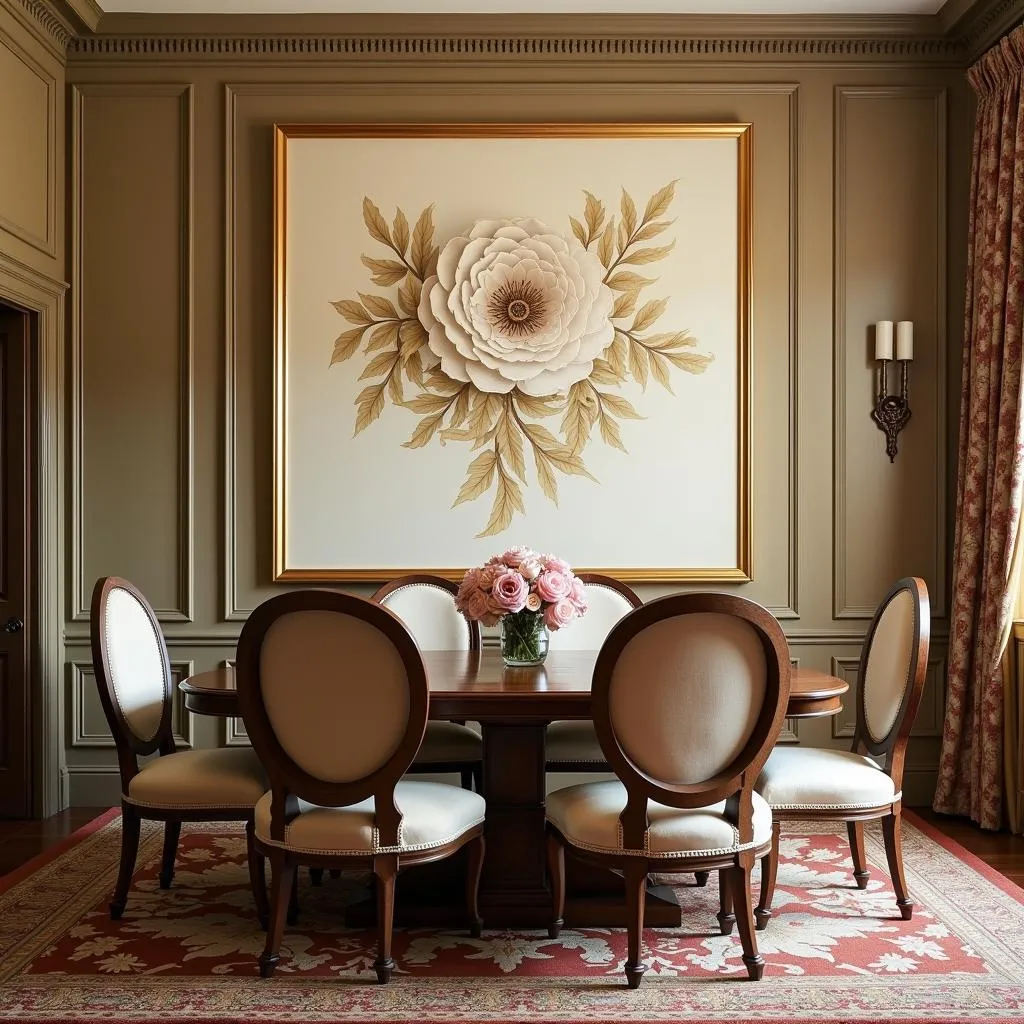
[479,564,503,590]
[543,555,573,575]
[544,599,577,631]
[525,592,542,612]
[492,569,529,612]
[570,577,589,613]
[501,545,533,568]
[482,596,504,627]
[535,570,572,603]
[463,588,491,623]
[520,558,543,581]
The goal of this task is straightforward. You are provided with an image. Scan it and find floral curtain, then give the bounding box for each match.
[933,26,1024,830]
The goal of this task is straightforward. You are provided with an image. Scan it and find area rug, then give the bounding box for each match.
[1,810,1023,1023]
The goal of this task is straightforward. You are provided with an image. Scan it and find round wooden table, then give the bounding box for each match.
[180,652,848,928]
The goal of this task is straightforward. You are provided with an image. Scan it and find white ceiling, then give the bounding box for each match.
[95,1,949,15]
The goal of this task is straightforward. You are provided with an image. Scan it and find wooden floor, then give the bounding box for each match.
[1,805,1023,889]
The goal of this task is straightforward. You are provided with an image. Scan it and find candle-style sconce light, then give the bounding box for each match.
[870,320,913,462]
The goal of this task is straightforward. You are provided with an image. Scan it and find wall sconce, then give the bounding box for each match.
[871,320,913,462]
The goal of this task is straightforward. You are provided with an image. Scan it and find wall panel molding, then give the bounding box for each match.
[70,82,195,623]
[832,85,948,620]
[68,659,195,749]
[0,32,57,259]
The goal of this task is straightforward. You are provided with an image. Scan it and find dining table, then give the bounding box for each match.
[181,649,849,929]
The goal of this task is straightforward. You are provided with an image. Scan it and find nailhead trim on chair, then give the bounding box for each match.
[769,795,900,812]
[255,814,486,857]
[549,819,766,859]
[126,796,260,811]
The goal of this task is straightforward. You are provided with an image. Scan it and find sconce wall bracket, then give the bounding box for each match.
[871,360,912,462]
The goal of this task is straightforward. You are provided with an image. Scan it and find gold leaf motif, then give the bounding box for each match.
[569,215,587,247]
[330,326,366,365]
[633,298,669,333]
[513,392,560,418]
[621,189,637,239]
[612,290,639,320]
[589,359,622,386]
[454,449,498,508]
[533,448,559,504]
[411,204,436,281]
[521,423,598,482]
[404,393,452,414]
[399,317,428,352]
[632,219,674,244]
[622,243,676,266]
[392,208,410,256]
[607,271,656,292]
[606,335,628,378]
[403,412,444,449]
[649,349,673,391]
[425,367,461,394]
[644,330,695,350]
[628,340,650,389]
[496,406,526,482]
[365,321,400,353]
[561,381,597,455]
[332,299,372,325]
[359,292,399,320]
[583,191,605,242]
[467,392,501,438]
[354,383,386,436]
[450,387,471,426]
[398,276,422,317]
[405,348,424,386]
[599,409,627,452]
[478,469,525,539]
[600,392,643,419]
[616,220,629,256]
[643,180,678,223]
[360,256,407,288]
[388,370,404,404]
[665,350,715,373]
[362,197,392,247]
[439,426,477,445]
[359,350,400,381]
[597,223,616,270]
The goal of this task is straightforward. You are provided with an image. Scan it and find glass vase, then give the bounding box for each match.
[499,610,549,667]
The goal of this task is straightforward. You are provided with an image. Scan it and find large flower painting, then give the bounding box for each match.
[274,125,750,581]
[329,184,712,537]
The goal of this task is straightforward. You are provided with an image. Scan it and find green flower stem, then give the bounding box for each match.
[500,609,547,664]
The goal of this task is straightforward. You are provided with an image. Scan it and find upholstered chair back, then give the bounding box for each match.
[592,593,790,818]
[236,591,428,810]
[90,577,172,754]
[857,577,930,753]
[546,574,641,651]
[373,576,479,651]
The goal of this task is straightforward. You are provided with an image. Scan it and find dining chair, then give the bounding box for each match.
[546,593,791,986]
[90,576,268,924]
[754,577,929,928]
[236,589,486,983]
[544,574,641,773]
[372,575,483,791]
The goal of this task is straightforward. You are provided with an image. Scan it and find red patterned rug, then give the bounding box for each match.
[1,809,1023,1023]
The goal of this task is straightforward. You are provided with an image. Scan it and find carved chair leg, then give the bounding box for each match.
[309,868,324,887]
[623,860,648,989]
[373,854,399,984]
[546,829,565,940]
[847,820,870,889]
[466,834,485,937]
[694,871,710,887]
[287,865,299,926]
[717,867,736,935]
[246,820,269,930]
[882,810,913,920]
[755,821,780,930]
[259,856,294,978]
[159,820,181,890]
[110,803,141,920]
[730,857,765,981]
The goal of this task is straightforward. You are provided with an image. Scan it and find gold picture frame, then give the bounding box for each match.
[273,122,751,583]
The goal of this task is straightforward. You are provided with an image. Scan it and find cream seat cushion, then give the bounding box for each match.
[546,780,772,858]
[546,721,605,764]
[254,780,486,856]
[756,746,898,811]
[126,747,267,810]
[414,722,482,763]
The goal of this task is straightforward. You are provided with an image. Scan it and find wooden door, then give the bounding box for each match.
[0,305,31,818]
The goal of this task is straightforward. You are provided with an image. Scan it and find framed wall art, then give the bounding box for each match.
[273,122,751,582]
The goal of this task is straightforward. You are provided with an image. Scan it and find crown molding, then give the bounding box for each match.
[56,0,102,32]
[953,0,1024,58]
[2,0,76,55]
[67,12,964,63]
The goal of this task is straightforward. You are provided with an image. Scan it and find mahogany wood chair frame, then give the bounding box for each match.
[90,576,267,924]
[754,577,930,929]
[236,589,485,983]
[544,573,642,775]
[547,592,792,986]
[372,574,483,791]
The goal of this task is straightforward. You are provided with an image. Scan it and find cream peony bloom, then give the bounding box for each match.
[417,218,615,397]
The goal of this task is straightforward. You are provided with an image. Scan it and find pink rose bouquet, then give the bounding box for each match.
[456,547,586,664]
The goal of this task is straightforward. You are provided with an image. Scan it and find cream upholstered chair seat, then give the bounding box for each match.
[548,780,773,858]
[756,747,898,811]
[545,721,605,764]
[254,780,485,856]
[127,747,267,811]
[409,722,483,762]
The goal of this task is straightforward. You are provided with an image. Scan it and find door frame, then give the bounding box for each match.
[0,252,67,818]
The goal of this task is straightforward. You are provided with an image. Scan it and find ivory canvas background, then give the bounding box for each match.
[277,130,747,578]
